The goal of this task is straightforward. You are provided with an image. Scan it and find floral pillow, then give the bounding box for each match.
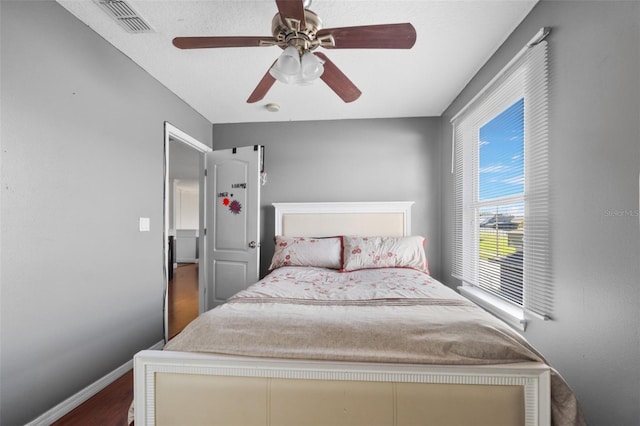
[269,236,342,270]
[341,236,429,274]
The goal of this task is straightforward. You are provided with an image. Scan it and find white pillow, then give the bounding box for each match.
[341,236,429,274]
[269,236,342,270]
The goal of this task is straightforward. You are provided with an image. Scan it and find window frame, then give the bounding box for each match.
[452,37,551,331]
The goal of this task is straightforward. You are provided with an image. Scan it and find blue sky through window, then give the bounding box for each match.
[479,98,525,201]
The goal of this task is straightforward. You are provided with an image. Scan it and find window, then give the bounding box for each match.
[452,35,550,330]
[477,98,525,306]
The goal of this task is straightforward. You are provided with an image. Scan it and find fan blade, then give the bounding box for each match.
[247,61,278,103]
[173,36,276,49]
[314,52,361,103]
[317,23,416,49]
[275,0,306,30]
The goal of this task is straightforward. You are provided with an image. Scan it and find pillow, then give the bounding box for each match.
[269,236,342,270]
[341,236,429,274]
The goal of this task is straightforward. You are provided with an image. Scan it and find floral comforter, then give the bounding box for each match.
[165,266,584,425]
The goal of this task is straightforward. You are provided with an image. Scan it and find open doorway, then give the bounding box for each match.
[164,122,211,342]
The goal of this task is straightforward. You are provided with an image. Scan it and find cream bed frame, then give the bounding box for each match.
[134,201,551,426]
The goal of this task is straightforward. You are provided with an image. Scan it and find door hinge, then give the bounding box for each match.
[204,169,207,177]
[204,228,207,236]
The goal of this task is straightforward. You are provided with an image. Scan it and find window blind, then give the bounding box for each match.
[452,35,551,320]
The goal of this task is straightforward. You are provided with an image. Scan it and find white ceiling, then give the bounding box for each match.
[56,0,537,124]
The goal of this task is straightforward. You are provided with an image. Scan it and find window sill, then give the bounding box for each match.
[458,285,527,332]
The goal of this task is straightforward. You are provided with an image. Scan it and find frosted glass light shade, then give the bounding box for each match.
[301,52,324,81]
[269,48,324,85]
[269,67,296,84]
[276,46,300,74]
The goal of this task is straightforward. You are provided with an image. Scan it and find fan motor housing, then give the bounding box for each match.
[271,9,323,50]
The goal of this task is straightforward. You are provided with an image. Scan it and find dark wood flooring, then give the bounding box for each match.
[52,263,199,426]
[168,262,199,339]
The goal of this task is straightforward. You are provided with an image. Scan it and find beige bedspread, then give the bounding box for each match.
[166,267,584,425]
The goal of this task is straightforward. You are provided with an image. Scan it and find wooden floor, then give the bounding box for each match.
[52,263,199,426]
[168,262,200,339]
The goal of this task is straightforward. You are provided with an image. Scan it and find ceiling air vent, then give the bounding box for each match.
[93,0,153,34]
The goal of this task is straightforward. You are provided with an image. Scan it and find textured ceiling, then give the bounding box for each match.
[56,0,537,124]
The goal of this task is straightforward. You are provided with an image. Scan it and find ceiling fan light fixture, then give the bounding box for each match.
[270,48,324,85]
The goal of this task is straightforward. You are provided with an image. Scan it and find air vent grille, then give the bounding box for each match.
[94,0,153,33]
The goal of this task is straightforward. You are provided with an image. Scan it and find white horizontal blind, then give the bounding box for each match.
[453,40,551,319]
[522,42,551,317]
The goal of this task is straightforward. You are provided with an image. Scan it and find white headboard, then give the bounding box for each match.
[273,202,414,237]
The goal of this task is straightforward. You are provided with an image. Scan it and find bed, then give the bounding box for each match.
[134,201,582,425]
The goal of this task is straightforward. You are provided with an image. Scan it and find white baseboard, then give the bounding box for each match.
[26,340,164,426]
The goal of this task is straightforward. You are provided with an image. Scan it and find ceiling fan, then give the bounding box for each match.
[172,0,417,103]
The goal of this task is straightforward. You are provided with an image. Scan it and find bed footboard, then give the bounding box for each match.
[134,350,550,426]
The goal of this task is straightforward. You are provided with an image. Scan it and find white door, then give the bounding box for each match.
[206,145,262,307]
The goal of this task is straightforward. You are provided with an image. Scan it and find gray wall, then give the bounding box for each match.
[0,1,212,424]
[440,1,640,424]
[213,118,442,279]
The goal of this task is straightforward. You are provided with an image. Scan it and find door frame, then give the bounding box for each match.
[163,122,211,343]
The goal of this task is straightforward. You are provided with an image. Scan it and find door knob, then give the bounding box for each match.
[248,241,258,249]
